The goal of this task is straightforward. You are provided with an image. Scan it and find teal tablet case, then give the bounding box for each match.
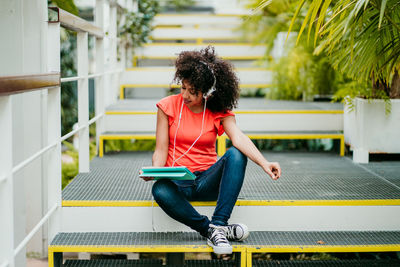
[140,166,196,180]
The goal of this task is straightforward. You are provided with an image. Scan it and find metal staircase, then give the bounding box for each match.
[1,1,399,267]
[52,3,400,267]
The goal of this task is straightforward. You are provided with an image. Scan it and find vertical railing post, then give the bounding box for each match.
[47,21,62,244]
[109,3,118,102]
[77,32,90,172]
[0,96,15,267]
[95,0,105,154]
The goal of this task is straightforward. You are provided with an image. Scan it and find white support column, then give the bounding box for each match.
[109,4,118,102]
[0,96,15,267]
[47,22,62,243]
[353,98,369,163]
[77,32,90,172]
[95,0,105,153]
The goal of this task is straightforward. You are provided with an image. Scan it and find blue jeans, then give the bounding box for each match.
[152,147,248,237]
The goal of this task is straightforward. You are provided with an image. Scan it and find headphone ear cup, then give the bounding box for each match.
[203,87,216,100]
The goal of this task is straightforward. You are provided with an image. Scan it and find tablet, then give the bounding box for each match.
[140,166,196,180]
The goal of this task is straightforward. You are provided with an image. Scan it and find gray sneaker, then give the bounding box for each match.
[207,224,232,254]
[223,223,249,241]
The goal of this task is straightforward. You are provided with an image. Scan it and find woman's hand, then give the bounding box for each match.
[139,170,154,181]
[262,162,281,180]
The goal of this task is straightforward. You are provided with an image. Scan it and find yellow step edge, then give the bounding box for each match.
[246,245,400,253]
[48,246,246,267]
[62,199,400,207]
[105,110,344,115]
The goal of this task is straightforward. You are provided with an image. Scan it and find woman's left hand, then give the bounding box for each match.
[263,162,281,180]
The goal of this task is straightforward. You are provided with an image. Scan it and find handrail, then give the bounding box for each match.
[0,73,60,96]
[49,7,103,38]
[14,204,58,257]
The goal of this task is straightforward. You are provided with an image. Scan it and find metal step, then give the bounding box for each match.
[60,151,400,232]
[103,98,343,133]
[63,259,235,267]
[252,259,400,267]
[50,231,400,252]
[63,259,163,266]
[49,231,400,267]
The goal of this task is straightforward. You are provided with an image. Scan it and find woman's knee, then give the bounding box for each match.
[152,179,176,202]
[226,146,248,165]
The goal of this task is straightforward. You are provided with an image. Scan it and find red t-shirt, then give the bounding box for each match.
[156,94,234,172]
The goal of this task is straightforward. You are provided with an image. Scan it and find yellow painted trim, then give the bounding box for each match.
[100,135,156,140]
[217,135,227,156]
[119,85,124,100]
[99,136,104,157]
[132,55,138,67]
[62,199,400,207]
[48,248,54,267]
[247,249,252,267]
[48,245,247,253]
[340,136,345,157]
[246,245,400,253]
[245,134,344,139]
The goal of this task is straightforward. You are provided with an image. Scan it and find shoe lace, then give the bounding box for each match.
[211,227,229,245]
[225,225,235,240]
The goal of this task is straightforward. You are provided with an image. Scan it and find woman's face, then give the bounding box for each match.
[181,80,204,111]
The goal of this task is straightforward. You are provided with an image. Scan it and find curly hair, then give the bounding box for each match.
[173,46,240,113]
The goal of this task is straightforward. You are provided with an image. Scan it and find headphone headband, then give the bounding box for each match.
[199,61,216,100]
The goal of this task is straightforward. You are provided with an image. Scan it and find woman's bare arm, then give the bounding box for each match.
[152,108,169,167]
[222,116,281,180]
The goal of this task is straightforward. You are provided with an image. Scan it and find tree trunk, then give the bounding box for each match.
[390,71,400,98]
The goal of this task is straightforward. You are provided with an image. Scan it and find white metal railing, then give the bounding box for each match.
[0,0,125,265]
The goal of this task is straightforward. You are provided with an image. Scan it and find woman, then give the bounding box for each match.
[141,46,281,255]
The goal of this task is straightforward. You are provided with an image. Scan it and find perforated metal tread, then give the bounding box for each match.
[50,231,400,251]
[252,259,400,267]
[62,152,400,203]
[363,162,400,188]
[105,98,343,112]
[63,259,234,267]
[63,259,162,267]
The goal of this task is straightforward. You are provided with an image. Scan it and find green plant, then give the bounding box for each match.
[243,0,341,100]
[166,0,195,11]
[287,0,400,101]
[269,45,339,100]
[119,0,160,48]
[105,140,156,154]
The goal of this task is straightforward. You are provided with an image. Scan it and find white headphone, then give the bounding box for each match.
[200,60,216,100]
[172,61,217,166]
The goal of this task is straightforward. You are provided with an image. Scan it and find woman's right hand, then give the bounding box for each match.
[139,170,154,181]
